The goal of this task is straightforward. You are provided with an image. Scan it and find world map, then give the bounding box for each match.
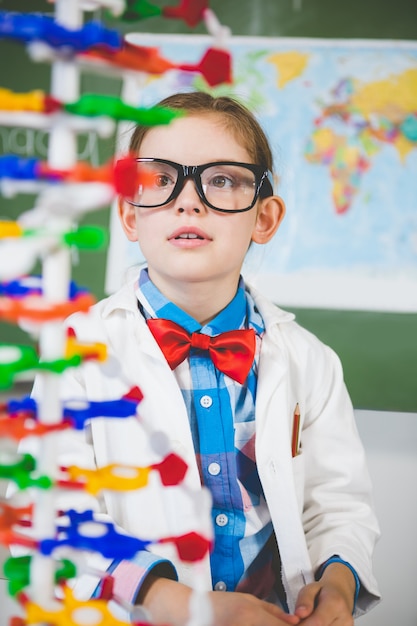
[107,35,417,311]
[304,66,417,214]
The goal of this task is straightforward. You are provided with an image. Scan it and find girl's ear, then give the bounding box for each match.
[251,195,286,244]
[117,196,138,242]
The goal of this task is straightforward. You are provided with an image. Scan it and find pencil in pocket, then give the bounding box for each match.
[291,403,301,457]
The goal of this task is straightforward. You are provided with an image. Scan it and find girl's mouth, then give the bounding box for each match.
[168,226,211,245]
[175,233,203,240]
[168,227,212,247]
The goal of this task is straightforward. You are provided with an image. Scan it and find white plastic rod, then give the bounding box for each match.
[30,0,83,609]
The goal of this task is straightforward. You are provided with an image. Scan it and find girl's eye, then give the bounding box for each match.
[154,173,174,188]
[209,174,234,189]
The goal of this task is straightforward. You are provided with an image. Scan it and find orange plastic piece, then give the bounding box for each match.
[0,501,33,530]
[0,412,70,441]
[82,41,175,74]
[0,292,95,323]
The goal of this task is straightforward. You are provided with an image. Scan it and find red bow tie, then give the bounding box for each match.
[147,318,256,385]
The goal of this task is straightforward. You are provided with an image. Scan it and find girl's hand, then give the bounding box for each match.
[294,562,356,625]
[139,575,300,626]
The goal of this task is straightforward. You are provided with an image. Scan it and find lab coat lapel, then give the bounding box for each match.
[255,321,314,612]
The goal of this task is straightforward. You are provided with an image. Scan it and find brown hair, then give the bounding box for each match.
[128,91,274,173]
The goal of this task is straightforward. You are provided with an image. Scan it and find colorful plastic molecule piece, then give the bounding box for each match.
[36,353,82,375]
[0,343,81,388]
[61,453,187,494]
[0,450,52,490]
[50,158,154,200]
[38,160,108,184]
[118,0,162,21]
[65,328,107,363]
[113,156,155,200]
[0,344,38,389]
[62,226,108,251]
[114,0,209,26]
[163,0,208,27]
[83,40,232,87]
[3,555,76,596]
[65,93,183,125]
[0,276,43,297]
[82,40,176,74]
[6,385,142,430]
[0,220,24,238]
[0,88,61,113]
[5,395,36,417]
[160,531,212,562]
[0,501,33,531]
[0,155,39,180]
[39,509,151,559]
[62,463,151,495]
[0,411,71,441]
[63,386,143,430]
[0,277,88,299]
[0,154,154,202]
[152,452,188,486]
[0,526,38,552]
[39,509,211,564]
[0,291,95,324]
[179,47,232,87]
[0,154,96,185]
[0,12,122,53]
[20,584,144,626]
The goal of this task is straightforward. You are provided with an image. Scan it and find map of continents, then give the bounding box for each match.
[304,68,417,214]
[256,49,417,216]
[109,37,417,308]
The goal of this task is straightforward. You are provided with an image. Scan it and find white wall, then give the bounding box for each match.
[1,409,417,625]
[355,410,417,626]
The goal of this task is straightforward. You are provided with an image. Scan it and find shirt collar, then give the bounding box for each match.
[136,267,264,336]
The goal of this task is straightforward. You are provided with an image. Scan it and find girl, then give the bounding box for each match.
[39,92,380,626]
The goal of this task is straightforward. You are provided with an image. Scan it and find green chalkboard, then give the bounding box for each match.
[0,0,416,411]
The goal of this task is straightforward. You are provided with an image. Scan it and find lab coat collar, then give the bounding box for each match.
[101,276,296,332]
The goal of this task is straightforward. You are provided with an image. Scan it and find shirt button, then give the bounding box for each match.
[214,581,227,591]
[215,513,228,527]
[208,462,221,476]
[200,395,213,408]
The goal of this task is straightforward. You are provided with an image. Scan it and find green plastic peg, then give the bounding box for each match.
[63,226,109,250]
[118,0,162,21]
[37,354,82,375]
[65,94,183,126]
[4,555,77,596]
[0,344,38,389]
[0,452,35,478]
[0,451,52,490]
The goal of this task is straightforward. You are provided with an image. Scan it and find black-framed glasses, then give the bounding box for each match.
[125,158,274,213]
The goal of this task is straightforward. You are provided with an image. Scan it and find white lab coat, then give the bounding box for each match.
[36,276,380,615]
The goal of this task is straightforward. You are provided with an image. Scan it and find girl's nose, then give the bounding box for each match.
[174,179,205,214]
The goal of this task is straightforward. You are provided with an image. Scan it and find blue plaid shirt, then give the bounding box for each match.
[135,267,281,600]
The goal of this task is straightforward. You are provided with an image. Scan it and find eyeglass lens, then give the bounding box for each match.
[132,161,258,211]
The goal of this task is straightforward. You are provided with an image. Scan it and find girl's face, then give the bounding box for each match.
[119,114,284,305]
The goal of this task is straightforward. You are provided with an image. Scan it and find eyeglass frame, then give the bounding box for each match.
[125,157,275,213]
